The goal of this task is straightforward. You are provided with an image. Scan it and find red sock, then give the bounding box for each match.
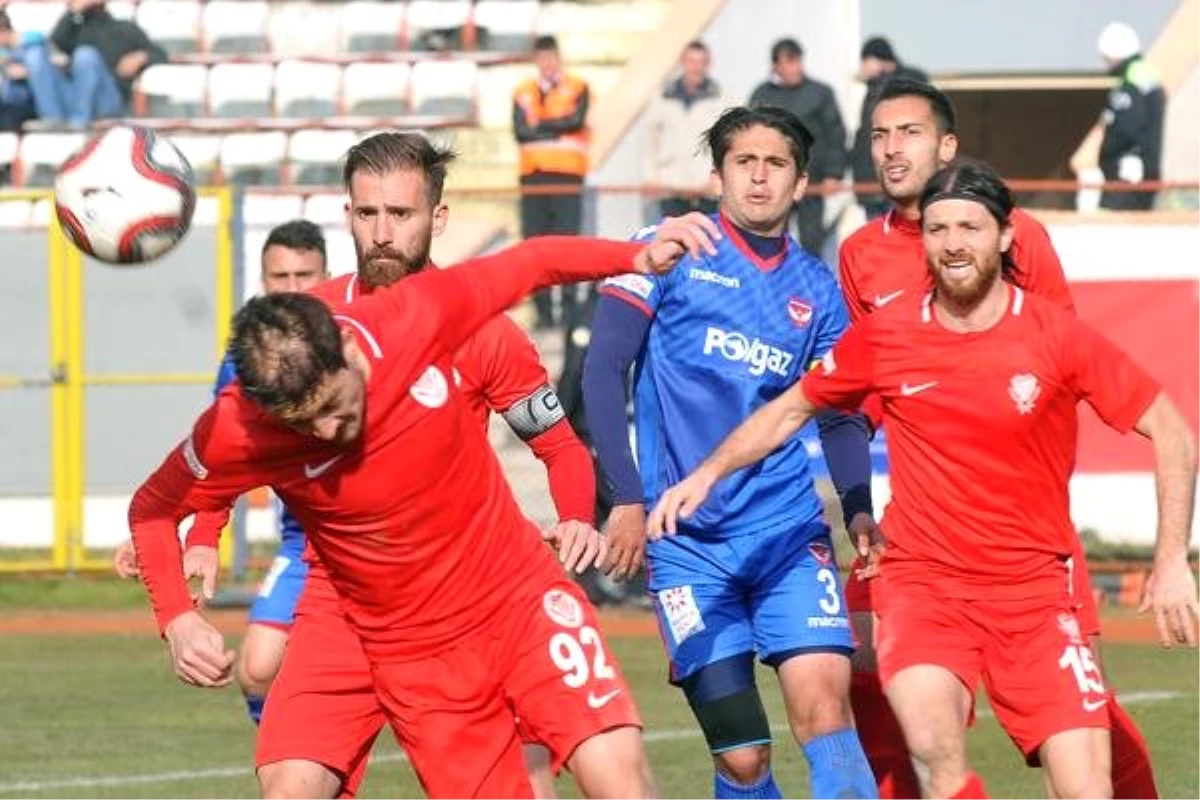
[1109,695,1159,799]
[949,771,988,799]
[850,671,922,799]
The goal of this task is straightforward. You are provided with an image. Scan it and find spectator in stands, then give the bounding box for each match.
[850,36,927,219]
[23,0,166,128]
[749,37,846,255]
[643,40,725,219]
[512,34,590,330]
[1095,21,1165,210]
[0,9,39,132]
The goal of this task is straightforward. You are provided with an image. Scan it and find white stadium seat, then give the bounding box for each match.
[18,132,85,188]
[289,130,358,187]
[0,199,32,228]
[168,133,223,186]
[135,0,203,55]
[339,0,405,54]
[410,59,477,117]
[474,0,540,53]
[273,60,344,118]
[136,63,208,118]
[0,132,19,169]
[5,2,67,40]
[242,193,305,227]
[405,0,470,51]
[203,0,270,54]
[219,131,289,187]
[106,1,137,21]
[341,62,411,117]
[208,62,275,119]
[303,193,348,227]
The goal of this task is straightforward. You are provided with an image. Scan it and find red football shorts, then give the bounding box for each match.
[848,542,1102,639]
[874,576,1111,762]
[258,579,640,798]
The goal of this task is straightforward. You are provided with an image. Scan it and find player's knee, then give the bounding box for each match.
[1051,771,1112,800]
[713,744,772,785]
[258,760,342,799]
[680,655,773,766]
[236,647,282,697]
[566,725,656,798]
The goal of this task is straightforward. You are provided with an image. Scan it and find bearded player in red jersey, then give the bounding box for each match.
[128,209,709,796]
[649,159,1198,799]
[838,78,1159,799]
[172,132,613,798]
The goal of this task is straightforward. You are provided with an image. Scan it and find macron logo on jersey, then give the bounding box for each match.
[703,327,794,378]
[688,268,740,289]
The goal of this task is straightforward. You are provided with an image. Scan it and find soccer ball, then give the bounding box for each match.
[54,126,196,265]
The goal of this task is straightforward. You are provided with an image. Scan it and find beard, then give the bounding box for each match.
[356,240,432,289]
[930,254,1002,309]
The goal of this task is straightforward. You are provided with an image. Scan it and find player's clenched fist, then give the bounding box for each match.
[112,538,139,578]
[646,467,719,539]
[543,520,608,574]
[164,610,236,688]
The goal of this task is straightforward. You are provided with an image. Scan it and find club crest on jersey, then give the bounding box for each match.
[543,589,583,629]
[808,541,833,566]
[1008,373,1041,415]
[410,365,449,408]
[787,298,814,328]
[1056,611,1083,645]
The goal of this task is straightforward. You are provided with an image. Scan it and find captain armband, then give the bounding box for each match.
[501,384,567,441]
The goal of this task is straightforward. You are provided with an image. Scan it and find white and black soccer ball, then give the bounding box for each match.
[54,126,197,265]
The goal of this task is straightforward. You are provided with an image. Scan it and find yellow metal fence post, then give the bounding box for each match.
[47,200,70,570]
[65,227,85,571]
[216,186,236,571]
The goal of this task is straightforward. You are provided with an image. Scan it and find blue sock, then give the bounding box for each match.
[800,728,879,799]
[714,768,783,799]
[244,694,265,726]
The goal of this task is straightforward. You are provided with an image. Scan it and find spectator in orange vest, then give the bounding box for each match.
[513,35,591,329]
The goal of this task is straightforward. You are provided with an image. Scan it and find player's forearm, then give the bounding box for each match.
[1150,413,1198,563]
[129,487,198,634]
[184,508,230,549]
[530,421,597,524]
[817,411,874,523]
[701,385,816,482]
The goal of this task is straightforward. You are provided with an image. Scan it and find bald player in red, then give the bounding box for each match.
[837,78,1158,798]
[649,159,1198,799]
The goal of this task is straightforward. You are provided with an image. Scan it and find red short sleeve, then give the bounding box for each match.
[1061,315,1160,433]
[800,320,876,411]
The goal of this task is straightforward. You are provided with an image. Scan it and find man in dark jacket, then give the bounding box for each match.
[24,0,166,127]
[1095,21,1165,210]
[850,36,927,219]
[749,37,846,255]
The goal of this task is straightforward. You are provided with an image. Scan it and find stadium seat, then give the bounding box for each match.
[17,132,85,188]
[5,2,67,40]
[474,0,540,53]
[219,131,288,187]
[208,63,275,119]
[405,0,470,52]
[289,130,357,187]
[302,193,348,227]
[168,133,222,186]
[106,1,136,20]
[0,131,18,178]
[274,60,343,119]
[324,229,357,277]
[242,193,305,227]
[0,199,32,228]
[203,0,270,55]
[135,0,203,56]
[339,0,405,54]
[136,64,208,119]
[410,59,477,117]
[342,62,412,117]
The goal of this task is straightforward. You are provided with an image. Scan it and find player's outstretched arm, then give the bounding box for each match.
[1133,391,1199,647]
[646,382,820,538]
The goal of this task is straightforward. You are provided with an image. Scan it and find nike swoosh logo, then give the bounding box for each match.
[303,455,342,479]
[586,689,622,709]
[1082,697,1108,712]
[874,289,905,307]
[900,381,939,397]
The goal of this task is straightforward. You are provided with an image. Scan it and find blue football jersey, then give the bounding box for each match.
[600,216,849,537]
[213,351,306,556]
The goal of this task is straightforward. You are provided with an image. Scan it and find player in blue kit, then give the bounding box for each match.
[115,220,329,725]
[582,106,879,800]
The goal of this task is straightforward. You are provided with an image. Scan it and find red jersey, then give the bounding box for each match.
[130,237,641,659]
[838,208,1074,323]
[801,287,1159,598]
[309,272,595,523]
